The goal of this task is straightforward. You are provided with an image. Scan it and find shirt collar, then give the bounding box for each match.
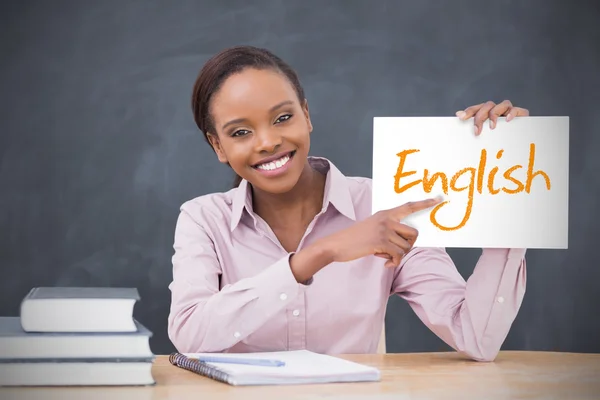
[230,178,252,232]
[229,156,356,232]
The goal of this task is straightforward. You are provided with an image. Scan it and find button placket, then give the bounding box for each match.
[287,290,307,350]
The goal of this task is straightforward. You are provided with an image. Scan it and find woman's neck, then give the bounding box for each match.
[251,160,326,231]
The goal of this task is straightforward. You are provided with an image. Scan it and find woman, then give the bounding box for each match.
[167,45,528,361]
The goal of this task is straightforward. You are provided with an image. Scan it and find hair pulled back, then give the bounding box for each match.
[191,46,306,187]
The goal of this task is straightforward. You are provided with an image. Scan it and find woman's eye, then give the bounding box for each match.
[275,114,292,124]
[231,129,250,137]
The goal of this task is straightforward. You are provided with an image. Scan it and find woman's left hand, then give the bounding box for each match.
[455,100,530,136]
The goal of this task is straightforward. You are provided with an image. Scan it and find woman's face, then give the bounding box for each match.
[207,67,313,194]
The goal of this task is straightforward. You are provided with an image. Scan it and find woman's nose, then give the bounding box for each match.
[254,128,283,153]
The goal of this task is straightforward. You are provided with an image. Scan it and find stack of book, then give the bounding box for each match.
[0,287,155,386]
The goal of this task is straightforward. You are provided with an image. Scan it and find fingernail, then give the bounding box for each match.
[490,120,495,129]
[506,113,512,121]
[456,111,466,119]
[474,125,479,135]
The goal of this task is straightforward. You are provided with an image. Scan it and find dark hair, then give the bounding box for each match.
[191,46,306,188]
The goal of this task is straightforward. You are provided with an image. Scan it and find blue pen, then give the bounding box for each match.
[197,356,286,367]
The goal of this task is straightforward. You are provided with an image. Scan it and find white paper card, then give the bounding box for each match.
[372,116,569,249]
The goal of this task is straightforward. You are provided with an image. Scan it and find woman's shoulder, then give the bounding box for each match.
[177,187,239,229]
[344,175,372,190]
[340,168,372,192]
[314,157,371,190]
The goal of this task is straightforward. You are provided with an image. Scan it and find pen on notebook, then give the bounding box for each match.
[197,356,286,367]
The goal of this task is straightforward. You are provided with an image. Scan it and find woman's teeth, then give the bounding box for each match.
[256,154,291,171]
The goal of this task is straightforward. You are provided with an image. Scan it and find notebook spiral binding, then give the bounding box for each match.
[169,352,231,384]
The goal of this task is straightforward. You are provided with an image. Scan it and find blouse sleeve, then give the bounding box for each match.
[391,246,527,361]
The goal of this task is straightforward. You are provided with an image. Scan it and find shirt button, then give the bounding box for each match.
[280,293,287,301]
[497,296,504,303]
[233,331,240,338]
[292,309,300,317]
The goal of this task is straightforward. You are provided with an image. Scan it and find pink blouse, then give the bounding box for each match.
[167,157,526,361]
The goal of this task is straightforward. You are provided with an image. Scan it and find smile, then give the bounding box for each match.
[253,151,296,175]
[254,151,295,170]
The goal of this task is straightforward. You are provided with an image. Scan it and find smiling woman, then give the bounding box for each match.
[205,66,313,196]
[167,45,529,361]
[191,48,311,192]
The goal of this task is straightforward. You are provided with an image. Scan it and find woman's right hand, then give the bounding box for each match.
[323,197,443,268]
[289,196,443,283]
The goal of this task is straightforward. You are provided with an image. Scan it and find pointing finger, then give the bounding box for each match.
[394,196,444,218]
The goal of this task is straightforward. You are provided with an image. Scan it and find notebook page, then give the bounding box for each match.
[183,350,380,381]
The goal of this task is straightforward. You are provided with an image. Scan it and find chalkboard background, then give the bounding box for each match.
[1,0,598,355]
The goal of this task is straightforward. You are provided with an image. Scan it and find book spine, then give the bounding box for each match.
[169,353,232,385]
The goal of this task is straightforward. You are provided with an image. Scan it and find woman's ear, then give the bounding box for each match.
[302,99,313,133]
[207,133,228,163]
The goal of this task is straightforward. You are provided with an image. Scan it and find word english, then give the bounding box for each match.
[393,143,551,231]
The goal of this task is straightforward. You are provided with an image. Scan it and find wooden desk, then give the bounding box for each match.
[0,351,598,399]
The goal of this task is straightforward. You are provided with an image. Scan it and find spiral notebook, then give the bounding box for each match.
[169,350,381,386]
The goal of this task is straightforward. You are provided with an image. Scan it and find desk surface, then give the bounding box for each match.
[1,351,599,400]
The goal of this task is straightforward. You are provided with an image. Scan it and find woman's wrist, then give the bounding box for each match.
[289,239,336,283]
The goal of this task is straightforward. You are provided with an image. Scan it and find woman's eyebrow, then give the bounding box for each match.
[269,100,293,111]
[222,118,246,131]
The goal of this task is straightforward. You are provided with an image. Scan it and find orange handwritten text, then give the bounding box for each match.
[393,143,551,231]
